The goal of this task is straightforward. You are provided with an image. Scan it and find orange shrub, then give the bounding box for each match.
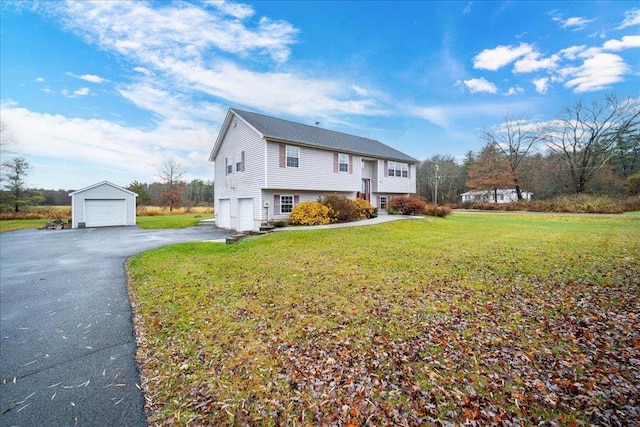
[289,201,333,225]
[353,198,376,219]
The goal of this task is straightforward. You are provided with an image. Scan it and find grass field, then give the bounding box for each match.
[0,205,214,232]
[126,213,640,425]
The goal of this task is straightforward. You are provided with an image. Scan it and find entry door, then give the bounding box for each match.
[361,179,371,201]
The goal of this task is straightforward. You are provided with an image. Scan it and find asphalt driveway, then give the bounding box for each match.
[0,225,231,426]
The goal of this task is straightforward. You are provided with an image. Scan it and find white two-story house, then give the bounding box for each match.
[209,109,419,231]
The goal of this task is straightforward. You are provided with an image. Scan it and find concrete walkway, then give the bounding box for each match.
[273,212,424,231]
[0,225,231,427]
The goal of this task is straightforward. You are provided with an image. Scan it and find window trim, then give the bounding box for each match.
[387,161,409,178]
[280,195,294,213]
[226,156,233,175]
[338,153,349,173]
[286,145,299,168]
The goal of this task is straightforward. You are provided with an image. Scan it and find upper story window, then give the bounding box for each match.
[226,157,233,175]
[286,146,299,168]
[235,151,245,172]
[387,161,409,178]
[338,153,349,172]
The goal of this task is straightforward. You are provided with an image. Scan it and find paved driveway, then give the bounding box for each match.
[0,225,231,426]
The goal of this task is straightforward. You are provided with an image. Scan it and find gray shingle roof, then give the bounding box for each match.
[232,109,418,163]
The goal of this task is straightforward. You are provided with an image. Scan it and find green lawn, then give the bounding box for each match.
[0,219,54,232]
[135,213,214,229]
[127,213,640,425]
[0,214,214,232]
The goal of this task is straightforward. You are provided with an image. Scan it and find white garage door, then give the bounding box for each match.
[84,199,126,227]
[217,199,231,229]
[237,198,254,231]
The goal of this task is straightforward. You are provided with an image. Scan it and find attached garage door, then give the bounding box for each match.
[237,198,254,231]
[217,199,231,229]
[84,199,126,227]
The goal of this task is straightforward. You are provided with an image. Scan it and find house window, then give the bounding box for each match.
[387,161,408,177]
[281,195,294,213]
[338,153,349,172]
[226,157,233,174]
[286,146,299,168]
[234,151,245,172]
[380,196,388,209]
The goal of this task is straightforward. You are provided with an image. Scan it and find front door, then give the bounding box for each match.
[361,179,371,201]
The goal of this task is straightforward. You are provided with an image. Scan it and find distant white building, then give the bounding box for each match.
[461,189,533,204]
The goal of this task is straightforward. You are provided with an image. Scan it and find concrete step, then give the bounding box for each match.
[198,218,216,226]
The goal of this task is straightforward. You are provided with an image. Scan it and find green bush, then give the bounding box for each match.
[388,196,427,215]
[289,201,333,225]
[318,194,360,223]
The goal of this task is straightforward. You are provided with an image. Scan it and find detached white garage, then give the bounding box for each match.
[70,181,138,228]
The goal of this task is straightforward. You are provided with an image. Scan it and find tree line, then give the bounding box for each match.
[417,93,639,204]
[2,93,638,212]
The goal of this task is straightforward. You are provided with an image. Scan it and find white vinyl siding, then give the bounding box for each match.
[70,181,137,228]
[267,142,361,191]
[378,160,416,194]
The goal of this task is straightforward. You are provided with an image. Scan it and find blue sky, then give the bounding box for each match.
[1,1,639,190]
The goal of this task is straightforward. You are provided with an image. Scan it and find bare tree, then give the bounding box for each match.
[0,120,16,155]
[544,93,640,194]
[157,159,185,212]
[417,155,465,204]
[482,115,542,200]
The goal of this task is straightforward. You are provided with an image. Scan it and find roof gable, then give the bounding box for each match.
[69,181,138,196]
[210,109,419,163]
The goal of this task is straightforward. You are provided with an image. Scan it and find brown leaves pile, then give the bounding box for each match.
[137,269,639,426]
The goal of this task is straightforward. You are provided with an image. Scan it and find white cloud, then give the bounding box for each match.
[74,87,91,96]
[117,82,227,128]
[460,77,498,94]
[133,67,151,75]
[0,105,215,188]
[66,72,108,84]
[409,100,533,129]
[532,77,549,94]
[563,52,629,93]
[603,35,640,51]
[617,8,640,29]
[25,1,386,122]
[559,16,594,30]
[351,85,369,96]
[504,86,524,96]
[514,53,560,73]
[35,77,45,83]
[410,106,450,128]
[473,43,533,71]
[204,0,255,20]
[559,45,587,60]
[52,1,298,63]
